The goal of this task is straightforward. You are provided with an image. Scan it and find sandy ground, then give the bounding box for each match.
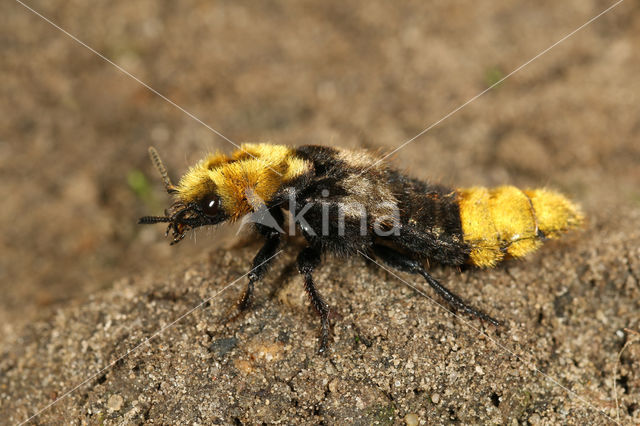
[1,0,639,424]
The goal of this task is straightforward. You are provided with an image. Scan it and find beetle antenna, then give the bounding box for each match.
[138,215,172,224]
[148,146,178,194]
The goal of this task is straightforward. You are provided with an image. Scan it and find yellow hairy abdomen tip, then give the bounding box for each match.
[458,186,582,268]
[457,187,502,268]
[524,189,584,238]
[488,186,541,259]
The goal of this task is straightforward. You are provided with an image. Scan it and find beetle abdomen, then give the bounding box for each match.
[457,186,583,267]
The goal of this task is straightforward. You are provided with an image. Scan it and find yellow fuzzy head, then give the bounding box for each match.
[138,144,311,244]
[176,143,311,221]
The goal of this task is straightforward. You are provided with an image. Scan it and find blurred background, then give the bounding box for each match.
[1,0,638,340]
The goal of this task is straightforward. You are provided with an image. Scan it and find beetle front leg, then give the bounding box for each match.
[224,208,284,322]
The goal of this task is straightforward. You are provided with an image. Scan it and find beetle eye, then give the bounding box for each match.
[201,196,221,217]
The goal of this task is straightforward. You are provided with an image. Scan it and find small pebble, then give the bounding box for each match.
[528,413,542,424]
[107,394,124,412]
[404,413,419,426]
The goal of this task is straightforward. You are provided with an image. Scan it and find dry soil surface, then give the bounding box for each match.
[1,0,639,424]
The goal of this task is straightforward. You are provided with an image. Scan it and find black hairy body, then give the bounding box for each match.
[139,144,583,353]
[286,146,468,264]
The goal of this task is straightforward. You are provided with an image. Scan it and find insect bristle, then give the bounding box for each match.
[148,146,178,194]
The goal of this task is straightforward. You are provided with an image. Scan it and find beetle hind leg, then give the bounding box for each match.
[371,244,501,326]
